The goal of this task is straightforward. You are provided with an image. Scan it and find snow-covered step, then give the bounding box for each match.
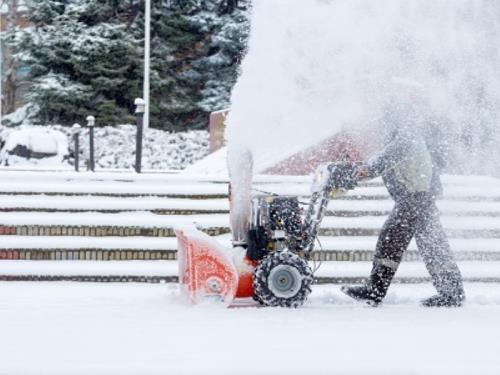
[0,170,311,184]
[0,211,228,230]
[312,236,500,253]
[2,235,500,252]
[0,236,174,250]
[0,260,177,277]
[2,183,498,200]
[0,260,498,284]
[0,236,498,262]
[298,214,496,236]
[253,184,500,201]
[0,212,498,238]
[0,181,229,198]
[0,171,498,200]
[0,195,229,214]
[328,199,500,217]
[2,170,497,186]
[0,261,176,283]
[314,261,500,283]
[2,195,499,218]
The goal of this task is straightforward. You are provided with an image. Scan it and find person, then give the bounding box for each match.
[341,102,465,307]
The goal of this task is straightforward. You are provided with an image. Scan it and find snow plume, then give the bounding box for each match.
[226,0,500,177]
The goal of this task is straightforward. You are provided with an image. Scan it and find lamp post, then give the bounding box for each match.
[86,115,95,172]
[135,98,145,173]
[143,0,151,130]
[72,123,81,172]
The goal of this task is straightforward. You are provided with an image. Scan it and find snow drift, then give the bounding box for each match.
[0,128,69,167]
[0,124,209,170]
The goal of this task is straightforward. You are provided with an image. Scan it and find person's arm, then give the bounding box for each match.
[357,129,409,179]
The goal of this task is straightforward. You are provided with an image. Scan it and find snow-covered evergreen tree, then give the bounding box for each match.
[17,0,142,125]
[135,0,250,130]
[14,0,250,129]
[195,1,250,113]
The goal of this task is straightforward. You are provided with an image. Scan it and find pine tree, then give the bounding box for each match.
[137,0,205,130]
[13,0,250,130]
[17,0,142,126]
[196,0,250,113]
[135,0,250,130]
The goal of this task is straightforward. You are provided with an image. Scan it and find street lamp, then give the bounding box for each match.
[134,98,145,173]
[72,123,81,172]
[144,0,151,130]
[86,115,95,172]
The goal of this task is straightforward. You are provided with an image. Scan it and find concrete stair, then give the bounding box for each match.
[0,169,498,283]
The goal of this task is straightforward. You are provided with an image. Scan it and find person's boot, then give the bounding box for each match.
[342,262,398,306]
[340,285,383,306]
[422,271,465,307]
[421,293,465,307]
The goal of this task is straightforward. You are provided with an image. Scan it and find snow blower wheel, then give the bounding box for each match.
[253,251,313,308]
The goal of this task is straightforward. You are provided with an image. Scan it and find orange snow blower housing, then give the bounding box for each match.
[175,226,255,305]
[175,162,359,307]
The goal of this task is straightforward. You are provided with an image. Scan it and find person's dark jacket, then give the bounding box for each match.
[365,107,442,201]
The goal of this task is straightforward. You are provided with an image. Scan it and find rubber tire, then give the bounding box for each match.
[253,251,313,308]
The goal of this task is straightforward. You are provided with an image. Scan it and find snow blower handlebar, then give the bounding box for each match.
[301,161,359,253]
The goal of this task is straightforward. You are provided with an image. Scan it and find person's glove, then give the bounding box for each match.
[354,163,371,180]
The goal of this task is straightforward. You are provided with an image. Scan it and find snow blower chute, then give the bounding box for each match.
[175,161,359,307]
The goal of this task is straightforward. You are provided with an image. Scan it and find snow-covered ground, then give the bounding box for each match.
[0,282,498,375]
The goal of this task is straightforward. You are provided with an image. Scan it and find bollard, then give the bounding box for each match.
[72,123,81,172]
[86,115,95,172]
[134,98,145,173]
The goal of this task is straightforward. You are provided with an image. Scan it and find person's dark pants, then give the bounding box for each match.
[369,192,464,301]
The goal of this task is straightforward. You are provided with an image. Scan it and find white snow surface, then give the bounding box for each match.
[2,194,500,216]
[0,170,498,199]
[0,128,69,167]
[0,211,498,232]
[0,282,498,374]
[0,236,176,250]
[0,195,229,211]
[0,194,500,216]
[0,124,209,170]
[0,235,499,254]
[184,146,228,174]
[0,260,498,280]
[0,211,230,228]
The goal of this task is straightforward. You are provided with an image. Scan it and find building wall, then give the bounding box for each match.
[1,5,31,115]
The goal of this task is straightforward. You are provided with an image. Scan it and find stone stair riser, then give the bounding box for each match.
[0,275,176,283]
[2,208,499,218]
[0,192,228,199]
[0,225,230,237]
[1,249,499,262]
[0,208,229,215]
[0,274,498,284]
[2,225,498,238]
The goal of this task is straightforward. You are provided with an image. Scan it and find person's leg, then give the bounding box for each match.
[342,196,419,304]
[415,197,465,306]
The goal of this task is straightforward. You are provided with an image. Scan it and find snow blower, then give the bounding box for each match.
[175,161,359,307]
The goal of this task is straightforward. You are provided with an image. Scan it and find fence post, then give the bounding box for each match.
[72,123,81,172]
[86,115,95,172]
[134,98,145,173]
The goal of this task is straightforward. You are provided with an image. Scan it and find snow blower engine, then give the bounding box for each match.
[175,161,359,307]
